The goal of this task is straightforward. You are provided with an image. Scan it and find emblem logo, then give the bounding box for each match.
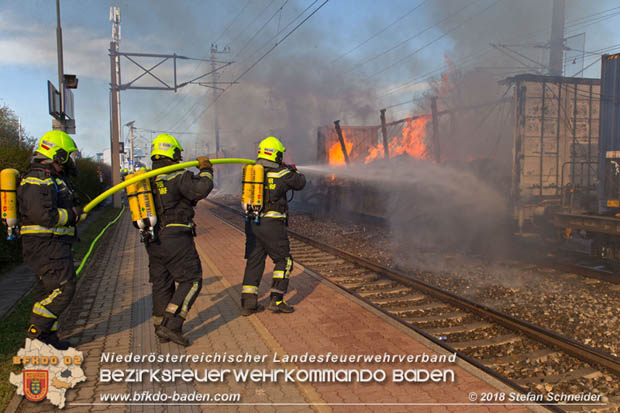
[23,370,48,402]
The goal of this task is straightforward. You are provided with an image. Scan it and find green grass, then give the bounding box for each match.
[0,205,122,411]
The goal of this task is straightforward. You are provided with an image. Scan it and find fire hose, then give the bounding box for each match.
[74,158,255,277]
[81,158,255,216]
[75,205,125,278]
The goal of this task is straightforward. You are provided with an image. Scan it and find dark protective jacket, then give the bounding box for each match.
[17,162,78,240]
[151,159,214,233]
[258,158,306,218]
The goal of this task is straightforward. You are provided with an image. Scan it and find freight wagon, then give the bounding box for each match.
[505,73,601,231]
[508,56,620,261]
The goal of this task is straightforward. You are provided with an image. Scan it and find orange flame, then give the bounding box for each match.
[328,134,353,166]
[365,116,430,163]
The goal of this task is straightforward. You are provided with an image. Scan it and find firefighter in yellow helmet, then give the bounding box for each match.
[17,130,84,350]
[241,136,306,315]
[146,134,213,346]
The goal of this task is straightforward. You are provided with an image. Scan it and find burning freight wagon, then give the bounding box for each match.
[316,117,433,166]
[309,118,436,218]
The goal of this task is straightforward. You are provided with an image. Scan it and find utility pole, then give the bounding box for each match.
[106,8,231,196]
[380,109,389,160]
[54,0,65,131]
[549,0,565,76]
[430,97,440,163]
[109,7,122,207]
[333,120,350,165]
[210,44,231,158]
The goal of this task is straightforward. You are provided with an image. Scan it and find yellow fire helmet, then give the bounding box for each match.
[36,130,78,164]
[150,133,183,161]
[257,136,286,163]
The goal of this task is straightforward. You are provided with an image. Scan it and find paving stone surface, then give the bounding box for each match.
[0,206,109,321]
[191,202,536,413]
[11,203,538,413]
[0,264,34,320]
[13,209,312,413]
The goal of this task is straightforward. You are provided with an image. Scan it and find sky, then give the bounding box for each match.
[1,0,619,161]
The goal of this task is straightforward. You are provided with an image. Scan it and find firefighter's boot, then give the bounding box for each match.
[41,332,72,350]
[156,315,189,347]
[267,299,294,313]
[27,326,71,351]
[240,293,264,316]
[153,317,170,343]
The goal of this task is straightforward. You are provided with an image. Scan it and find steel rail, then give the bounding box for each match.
[288,228,620,377]
[208,200,571,412]
[209,200,620,377]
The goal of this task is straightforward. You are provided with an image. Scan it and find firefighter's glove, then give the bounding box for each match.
[196,157,213,173]
[286,163,297,172]
[69,206,84,224]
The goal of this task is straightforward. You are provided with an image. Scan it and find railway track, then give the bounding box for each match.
[550,261,618,286]
[300,203,620,285]
[510,239,619,285]
[208,200,620,412]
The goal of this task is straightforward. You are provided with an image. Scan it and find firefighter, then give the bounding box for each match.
[241,136,306,315]
[18,130,83,350]
[146,134,213,346]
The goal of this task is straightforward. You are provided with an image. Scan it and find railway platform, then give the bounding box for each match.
[10,201,539,413]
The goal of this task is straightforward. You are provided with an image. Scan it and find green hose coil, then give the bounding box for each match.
[76,205,126,278]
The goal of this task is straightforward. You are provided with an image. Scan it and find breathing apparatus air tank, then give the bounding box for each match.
[1,168,19,240]
[134,169,158,240]
[251,164,264,223]
[124,173,142,229]
[241,164,255,221]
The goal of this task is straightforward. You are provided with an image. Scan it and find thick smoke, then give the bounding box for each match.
[381,158,509,270]
[196,2,380,193]
[302,156,509,269]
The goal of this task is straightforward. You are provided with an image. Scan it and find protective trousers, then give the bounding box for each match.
[242,218,293,308]
[146,230,202,329]
[23,238,76,338]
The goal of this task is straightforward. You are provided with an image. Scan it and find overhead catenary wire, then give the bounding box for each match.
[166,0,308,132]
[237,0,320,66]
[571,55,604,77]
[331,0,431,64]
[384,96,428,110]
[214,0,252,44]
[375,5,620,125]
[182,0,330,129]
[344,0,481,76]
[229,0,280,49]
[234,0,290,58]
[135,127,206,135]
[158,0,263,131]
[364,0,504,81]
[381,5,620,101]
[382,40,615,111]
[234,0,329,85]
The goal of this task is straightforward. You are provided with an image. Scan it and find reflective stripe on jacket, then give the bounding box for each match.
[17,164,77,240]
